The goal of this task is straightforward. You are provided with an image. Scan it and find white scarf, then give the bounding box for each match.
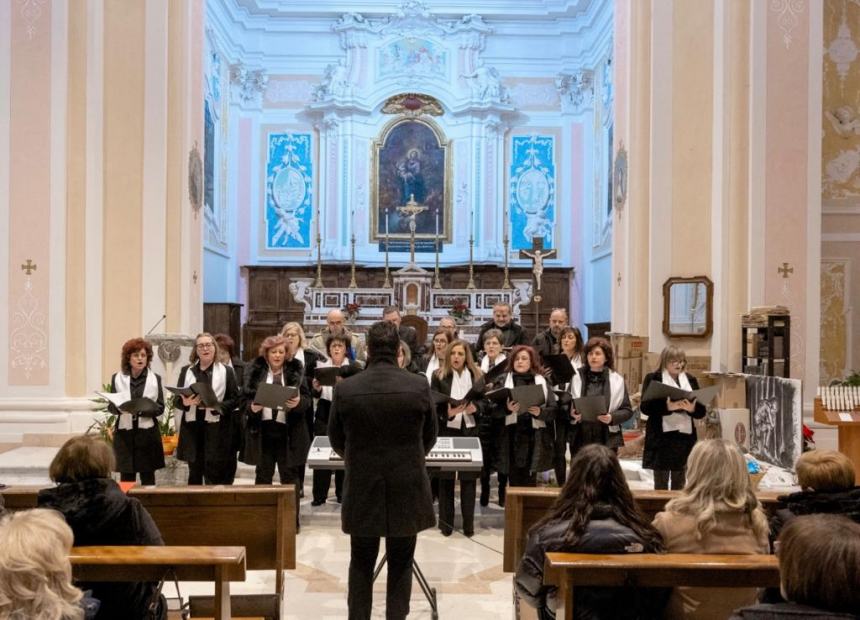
[424,355,441,385]
[113,369,158,431]
[570,369,625,432]
[480,353,506,373]
[448,369,476,430]
[183,362,226,424]
[318,357,351,402]
[661,370,694,435]
[261,368,287,424]
[504,372,548,429]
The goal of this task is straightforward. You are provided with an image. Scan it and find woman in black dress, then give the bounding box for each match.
[281,321,319,495]
[568,337,633,455]
[430,339,484,536]
[552,326,584,486]
[243,334,311,486]
[109,338,164,486]
[494,345,557,487]
[478,328,506,506]
[173,332,240,485]
[641,345,706,490]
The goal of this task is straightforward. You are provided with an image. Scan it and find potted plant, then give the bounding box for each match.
[159,402,178,456]
[87,383,117,444]
[448,299,472,325]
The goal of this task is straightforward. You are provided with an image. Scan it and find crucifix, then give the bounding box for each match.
[519,237,557,334]
[397,194,428,268]
[20,259,37,275]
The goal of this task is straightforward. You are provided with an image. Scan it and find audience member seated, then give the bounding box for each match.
[770,449,860,542]
[652,438,770,619]
[731,514,860,619]
[37,435,165,620]
[0,508,97,620]
[515,444,669,620]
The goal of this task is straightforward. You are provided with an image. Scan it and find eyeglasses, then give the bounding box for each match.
[196,343,214,350]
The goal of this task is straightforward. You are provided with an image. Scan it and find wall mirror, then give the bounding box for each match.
[662,276,713,338]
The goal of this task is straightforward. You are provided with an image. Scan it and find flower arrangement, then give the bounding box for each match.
[448,299,472,323]
[344,302,361,321]
[87,383,117,444]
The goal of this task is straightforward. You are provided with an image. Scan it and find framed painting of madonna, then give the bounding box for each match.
[371,118,451,242]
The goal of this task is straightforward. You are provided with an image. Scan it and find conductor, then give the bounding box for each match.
[328,320,438,620]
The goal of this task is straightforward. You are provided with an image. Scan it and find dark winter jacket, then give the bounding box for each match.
[109,369,165,474]
[770,487,860,543]
[532,329,561,360]
[641,371,707,471]
[516,503,669,620]
[730,602,860,620]
[476,319,527,352]
[328,359,438,537]
[38,478,164,620]
[241,356,311,467]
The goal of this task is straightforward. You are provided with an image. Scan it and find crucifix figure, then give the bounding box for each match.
[519,237,557,292]
[397,194,428,267]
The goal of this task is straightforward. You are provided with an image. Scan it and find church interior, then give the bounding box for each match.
[2,0,860,618]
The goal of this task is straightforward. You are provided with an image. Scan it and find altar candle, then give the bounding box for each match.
[435,211,439,237]
[386,208,389,237]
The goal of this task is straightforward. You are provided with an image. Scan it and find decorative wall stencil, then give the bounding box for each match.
[17,0,47,40]
[746,375,802,470]
[827,15,858,83]
[820,260,849,383]
[10,275,48,380]
[770,0,805,49]
[188,142,203,215]
[378,38,447,79]
[509,135,556,250]
[265,133,313,249]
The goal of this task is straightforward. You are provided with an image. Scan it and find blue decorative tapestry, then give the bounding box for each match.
[509,135,556,250]
[266,133,313,249]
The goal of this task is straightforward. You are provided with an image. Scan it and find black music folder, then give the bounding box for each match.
[482,361,508,387]
[95,392,160,415]
[165,382,221,409]
[641,381,720,405]
[431,387,485,408]
[254,383,299,409]
[543,354,576,386]
[572,395,606,422]
[314,366,343,387]
[486,384,546,409]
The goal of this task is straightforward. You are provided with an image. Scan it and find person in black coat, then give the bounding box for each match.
[242,334,311,487]
[516,444,668,620]
[214,333,245,485]
[382,306,422,361]
[531,308,568,360]
[568,337,634,454]
[475,302,527,356]
[478,329,508,506]
[173,332,240,485]
[328,321,438,620]
[430,339,484,537]
[492,345,558,487]
[38,435,166,620]
[108,337,165,486]
[640,346,707,490]
[549,326,584,487]
[311,333,361,506]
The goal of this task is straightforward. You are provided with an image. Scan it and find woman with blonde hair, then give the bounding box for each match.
[0,509,86,619]
[641,345,707,490]
[652,438,770,619]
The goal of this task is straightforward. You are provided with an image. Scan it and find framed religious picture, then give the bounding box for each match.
[371,118,451,242]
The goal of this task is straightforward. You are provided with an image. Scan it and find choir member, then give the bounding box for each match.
[568,337,633,455]
[478,329,506,506]
[531,307,568,360]
[174,333,240,485]
[438,315,460,340]
[108,337,165,486]
[214,332,245,485]
[551,326,584,486]
[475,302,527,355]
[243,334,311,488]
[280,322,319,495]
[421,329,452,383]
[307,309,366,365]
[430,340,484,537]
[311,333,360,506]
[641,346,707,490]
[493,345,557,487]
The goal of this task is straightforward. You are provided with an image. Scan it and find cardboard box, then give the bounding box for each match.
[609,333,649,359]
[616,356,644,396]
[718,408,751,449]
[707,374,747,409]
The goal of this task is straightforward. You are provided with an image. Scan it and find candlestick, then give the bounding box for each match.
[466,233,476,290]
[433,232,442,289]
[435,210,439,237]
[313,230,324,288]
[383,210,392,288]
[348,231,357,289]
[502,233,512,289]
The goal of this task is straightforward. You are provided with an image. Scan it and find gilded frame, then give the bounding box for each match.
[370,117,452,243]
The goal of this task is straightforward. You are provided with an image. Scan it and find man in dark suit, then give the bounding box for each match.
[532,307,568,361]
[328,320,438,620]
[475,302,527,353]
[382,305,422,361]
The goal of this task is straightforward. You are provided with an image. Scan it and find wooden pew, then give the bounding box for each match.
[543,552,780,620]
[70,545,246,620]
[503,487,784,572]
[2,485,296,618]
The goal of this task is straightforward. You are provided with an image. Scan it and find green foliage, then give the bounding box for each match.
[840,370,860,387]
[87,383,116,444]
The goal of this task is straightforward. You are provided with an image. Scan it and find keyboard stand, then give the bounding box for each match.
[372,553,438,620]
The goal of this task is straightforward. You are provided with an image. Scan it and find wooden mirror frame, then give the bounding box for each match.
[662,276,714,338]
